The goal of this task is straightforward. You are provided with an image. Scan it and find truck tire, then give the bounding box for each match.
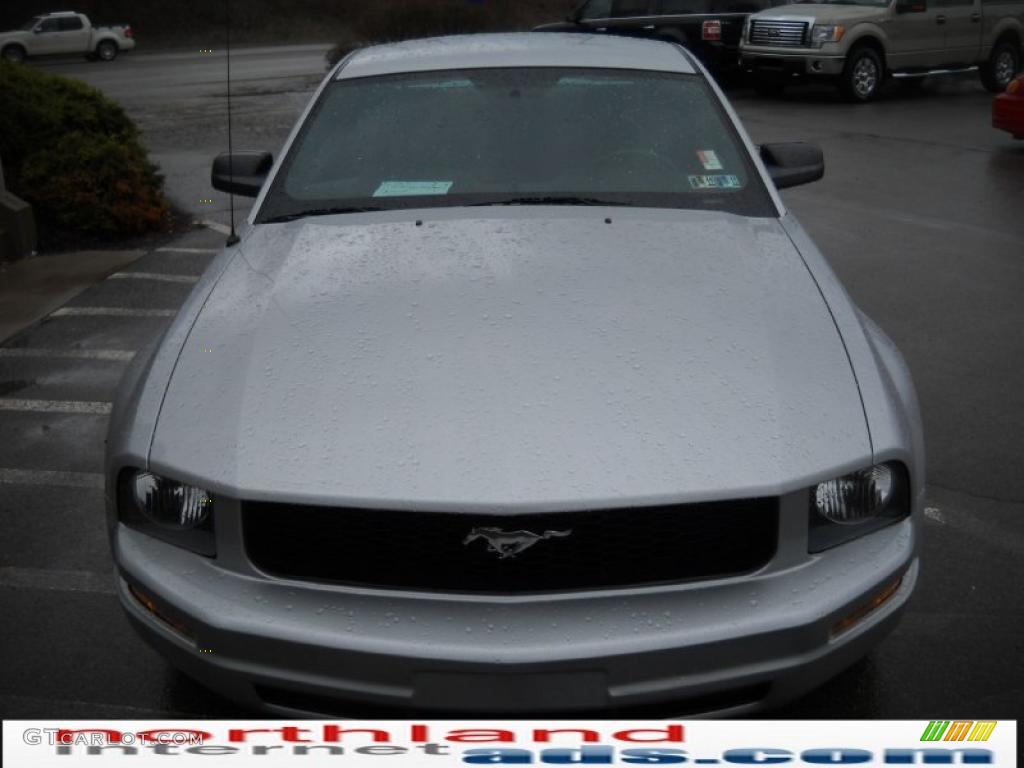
[96,40,118,62]
[2,44,26,63]
[980,39,1020,93]
[840,45,883,103]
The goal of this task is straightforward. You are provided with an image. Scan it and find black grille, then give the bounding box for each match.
[243,498,777,594]
[749,20,809,47]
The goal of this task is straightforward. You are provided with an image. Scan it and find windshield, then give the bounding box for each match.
[20,17,42,31]
[257,67,774,223]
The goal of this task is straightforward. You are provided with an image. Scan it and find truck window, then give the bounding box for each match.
[660,0,768,12]
[37,18,60,33]
[660,0,707,12]
[580,0,651,18]
[660,0,709,12]
[580,0,615,19]
[58,17,84,31]
[610,0,651,15]
[716,0,772,10]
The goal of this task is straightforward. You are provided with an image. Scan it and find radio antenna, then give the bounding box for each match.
[224,0,240,246]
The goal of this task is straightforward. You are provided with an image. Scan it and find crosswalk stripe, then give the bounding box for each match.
[156,246,219,254]
[0,566,116,595]
[0,348,135,362]
[109,272,199,284]
[52,307,176,318]
[0,468,104,489]
[0,399,111,415]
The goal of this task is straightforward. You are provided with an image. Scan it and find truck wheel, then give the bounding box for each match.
[840,46,883,103]
[96,40,118,62]
[980,39,1020,93]
[2,44,26,63]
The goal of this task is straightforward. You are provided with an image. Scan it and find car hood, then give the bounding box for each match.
[150,209,870,509]
[754,4,885,23]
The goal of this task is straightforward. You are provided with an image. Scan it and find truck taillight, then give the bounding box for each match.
[702,20,722,42]
[124,24,133,38]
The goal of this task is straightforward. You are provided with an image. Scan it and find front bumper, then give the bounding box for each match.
[114,491,918,716]
[740,47,846,77]
[993,94,1024,138]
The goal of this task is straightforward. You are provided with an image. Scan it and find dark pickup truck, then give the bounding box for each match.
[536,0,785,74]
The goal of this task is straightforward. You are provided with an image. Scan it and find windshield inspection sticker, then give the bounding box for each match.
[689,174,741,190]
[373,181,453,198]
[697,149,724,170]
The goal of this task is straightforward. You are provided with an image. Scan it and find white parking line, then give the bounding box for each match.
[0,468,104,489]
[0,399,111,415]
[197,219,232,236]
[0,348,135,362]
[52,307,177,318]
[0,566,116,595]
[156,246,220,254]
[109,272,199,284]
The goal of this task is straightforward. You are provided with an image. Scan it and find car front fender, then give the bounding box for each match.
[104,247,241,533]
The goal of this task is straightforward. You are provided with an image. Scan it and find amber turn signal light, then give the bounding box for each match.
[830,576,903,638]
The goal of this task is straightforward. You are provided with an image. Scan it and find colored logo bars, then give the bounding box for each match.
[920,721,997,742]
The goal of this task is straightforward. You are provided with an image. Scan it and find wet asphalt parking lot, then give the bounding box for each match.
[0,45,1021,718]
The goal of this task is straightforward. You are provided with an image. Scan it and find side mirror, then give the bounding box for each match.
[895,0,926,13]
[760,142,824,189]
[33,26,43,33]
[211,151,273,197]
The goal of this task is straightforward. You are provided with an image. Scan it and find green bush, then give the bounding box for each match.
[0,60,169,245]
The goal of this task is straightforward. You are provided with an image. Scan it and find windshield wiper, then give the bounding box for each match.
[262,206,384,223]
[468,196,635,208]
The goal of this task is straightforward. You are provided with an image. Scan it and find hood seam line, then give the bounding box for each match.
[779,216,874,460]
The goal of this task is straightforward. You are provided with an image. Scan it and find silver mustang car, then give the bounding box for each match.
[106,33,924,715]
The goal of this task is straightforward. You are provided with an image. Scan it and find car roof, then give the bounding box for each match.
[336,33,698,80]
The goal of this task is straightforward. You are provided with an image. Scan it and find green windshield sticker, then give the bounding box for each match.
[697,150,724,171]
[373,181,453,197]
[688,174,741,190]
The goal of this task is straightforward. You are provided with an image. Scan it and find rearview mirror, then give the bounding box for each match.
[895,0,926,13]
[211,151,273,197]
[760,142,824,190]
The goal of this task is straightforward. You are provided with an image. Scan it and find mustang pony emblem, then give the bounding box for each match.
[463,527,573,560]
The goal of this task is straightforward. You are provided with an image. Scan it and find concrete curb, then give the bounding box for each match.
[0,249,145,344]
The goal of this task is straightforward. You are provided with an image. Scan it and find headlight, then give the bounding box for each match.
[133,471,211,529]
[810,24,844,47]
[809,462,909,552]
[119,469,216,555]
[814,464,894,524]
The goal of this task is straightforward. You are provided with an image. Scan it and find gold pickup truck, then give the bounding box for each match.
[739,0,1023,101]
